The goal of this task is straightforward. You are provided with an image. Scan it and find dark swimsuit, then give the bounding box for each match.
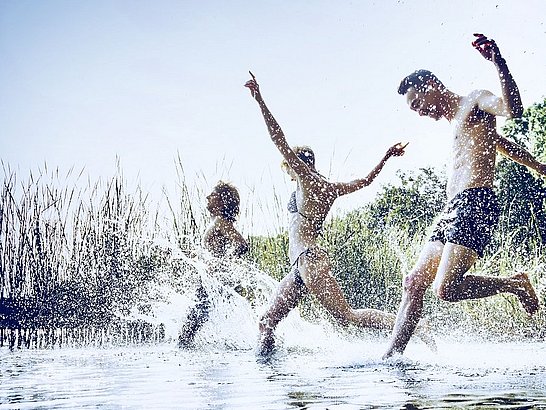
[429,187,500,257]
[287,191,308,218]
[288,191,324,233]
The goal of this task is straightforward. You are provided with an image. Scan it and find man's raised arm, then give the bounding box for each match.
[473,33,523,118]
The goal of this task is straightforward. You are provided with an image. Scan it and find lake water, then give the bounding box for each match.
[2,332,546,409]
[1,259,545,409]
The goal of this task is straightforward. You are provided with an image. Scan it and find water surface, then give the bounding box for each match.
[2,260,545,409]
[2,338,545,409]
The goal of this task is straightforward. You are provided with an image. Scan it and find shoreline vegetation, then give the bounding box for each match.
[1,99,545,350]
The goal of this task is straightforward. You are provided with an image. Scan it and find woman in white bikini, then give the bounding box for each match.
[245,73,433,355]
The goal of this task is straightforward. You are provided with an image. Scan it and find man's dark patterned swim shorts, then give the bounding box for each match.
[429,187,500,257]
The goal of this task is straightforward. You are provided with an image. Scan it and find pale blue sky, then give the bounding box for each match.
[1,0,545,234]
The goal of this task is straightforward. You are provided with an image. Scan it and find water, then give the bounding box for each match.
[1,339,546,409]
[2,257,546,409]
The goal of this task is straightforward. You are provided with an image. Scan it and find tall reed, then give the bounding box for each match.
[0,163,176,345]
[2,159,544,348]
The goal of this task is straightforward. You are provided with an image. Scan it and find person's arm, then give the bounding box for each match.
[245,73,310,177]
[202,224,218,254]
[496,134,546,175]
[472,33,523,118]
[333,143,407,196]
[203,220,249,258]
[224,223,249,257]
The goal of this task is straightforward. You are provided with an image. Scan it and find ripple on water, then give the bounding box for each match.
[1,339,546,409]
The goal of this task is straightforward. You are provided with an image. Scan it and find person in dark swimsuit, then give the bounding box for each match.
[383,33,546,359]
[245,75,435,356]
[429,187,500,258]
[178,181,248,348]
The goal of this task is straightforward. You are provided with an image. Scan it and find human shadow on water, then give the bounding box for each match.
[408,393,545,409]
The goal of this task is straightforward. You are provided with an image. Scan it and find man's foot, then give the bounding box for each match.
[257,332,275,357]
[178,325,197,349]
[512,272,539,315]
[382,346,401,361]
[178,333,194,349]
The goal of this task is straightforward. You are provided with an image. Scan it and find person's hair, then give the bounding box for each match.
[214,181,240,222]
[397,69,443,95]
[281,145,315,170]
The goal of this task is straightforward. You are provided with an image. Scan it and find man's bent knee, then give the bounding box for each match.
[433,280,458,302]
[331,310,352,327]
[403,270,429,298]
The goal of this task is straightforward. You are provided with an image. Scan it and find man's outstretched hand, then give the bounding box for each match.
[472,33,504,65]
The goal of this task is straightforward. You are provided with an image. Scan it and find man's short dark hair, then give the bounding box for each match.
[398,69,442,95]
[215,181,240,222]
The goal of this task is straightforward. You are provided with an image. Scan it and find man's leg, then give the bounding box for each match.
[178,285,210,348]
[383,241,444,359]
[433,242,539,314]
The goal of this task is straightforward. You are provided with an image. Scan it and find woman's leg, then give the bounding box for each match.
[300,249,428,333]
[298,250,382,327]
[258,269,308,354]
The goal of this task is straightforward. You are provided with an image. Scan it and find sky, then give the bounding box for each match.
[1,0,545,236]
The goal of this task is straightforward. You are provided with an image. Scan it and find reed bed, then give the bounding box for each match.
[0,320,165,349]
[1,160,545,349]
[0,162,203,349]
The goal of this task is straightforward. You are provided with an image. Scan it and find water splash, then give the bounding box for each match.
[120,244,322,350]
